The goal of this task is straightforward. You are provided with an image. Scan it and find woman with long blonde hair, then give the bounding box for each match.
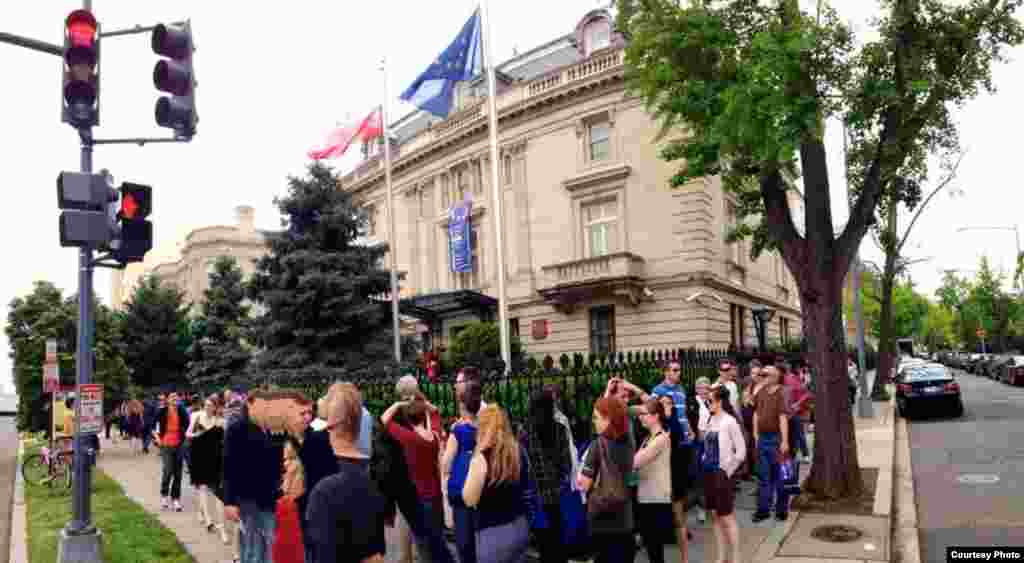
[273,437,306,563]
[462,405,532,563]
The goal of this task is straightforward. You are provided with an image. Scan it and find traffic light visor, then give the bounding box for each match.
[65,10,97,48]
[152,24,191,59]
[153,60,192,96]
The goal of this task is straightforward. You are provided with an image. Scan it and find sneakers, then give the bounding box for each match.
[776,512,789,521]
[160,497,169,510]
[696,507,707,523]
[752,511,771,523]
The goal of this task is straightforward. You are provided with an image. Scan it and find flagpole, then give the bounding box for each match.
[381,57,403,364]
[480,0,511,373]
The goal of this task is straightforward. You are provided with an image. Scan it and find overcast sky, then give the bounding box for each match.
[2,1,1021,394]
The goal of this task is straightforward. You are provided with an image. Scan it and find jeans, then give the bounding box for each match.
[790,415,809,457]
[159,445,184,500]
[536,502,567,563]
[593,532,636,563]
[409,497,451,563]
[453,505,477,563]
[756,432,790,515]
[239,503,275,563]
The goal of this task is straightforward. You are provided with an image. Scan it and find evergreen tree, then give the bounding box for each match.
[248,162,397,385]
[6,281,131,431]
[187,256,253,390]
[117,275,192,390]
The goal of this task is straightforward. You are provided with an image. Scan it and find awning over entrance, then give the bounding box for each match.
[398,289,498,321]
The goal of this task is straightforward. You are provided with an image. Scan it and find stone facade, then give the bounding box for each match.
[110,205,270,310]
[342,8,803,356]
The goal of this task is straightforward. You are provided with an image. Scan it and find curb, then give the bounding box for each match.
[893,415,920,563]
[9,440,26,563]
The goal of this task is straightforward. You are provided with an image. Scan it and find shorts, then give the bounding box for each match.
[702,469,736,516]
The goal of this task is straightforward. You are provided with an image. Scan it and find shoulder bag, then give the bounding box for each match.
[586,437,628,517]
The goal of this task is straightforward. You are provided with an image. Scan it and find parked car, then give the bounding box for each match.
[983,355,1013,379]
[965,354,989,374]
[1000,356,1024,386]
[895,363,964,418]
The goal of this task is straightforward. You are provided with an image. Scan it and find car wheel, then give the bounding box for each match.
[952,403,964,418]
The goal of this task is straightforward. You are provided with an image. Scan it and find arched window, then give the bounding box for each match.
[584,18,611,55]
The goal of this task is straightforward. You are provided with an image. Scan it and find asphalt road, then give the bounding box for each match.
[0,416,19,563]
[909,369,1024,562]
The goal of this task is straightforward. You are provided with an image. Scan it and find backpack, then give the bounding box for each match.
[446,423,477,508]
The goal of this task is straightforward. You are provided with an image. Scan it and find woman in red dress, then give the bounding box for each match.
[274,436,305,563]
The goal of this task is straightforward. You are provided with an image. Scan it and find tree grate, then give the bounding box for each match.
[810,524,865,543]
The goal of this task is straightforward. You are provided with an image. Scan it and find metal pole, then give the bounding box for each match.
[481,0,511,373]
[381,60,402,364]
[843,123,873,418]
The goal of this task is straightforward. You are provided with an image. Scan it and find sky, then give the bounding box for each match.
[2,1,1022,395]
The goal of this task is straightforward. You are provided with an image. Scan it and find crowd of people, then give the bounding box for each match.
[97,355,821,563]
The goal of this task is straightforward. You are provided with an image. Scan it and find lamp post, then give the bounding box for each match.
[751,305,776,354]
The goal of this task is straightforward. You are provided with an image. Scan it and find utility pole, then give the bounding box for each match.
[843,124,873,418]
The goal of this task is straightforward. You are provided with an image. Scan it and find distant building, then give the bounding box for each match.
[110,205,271,310]
[342,7,802,357]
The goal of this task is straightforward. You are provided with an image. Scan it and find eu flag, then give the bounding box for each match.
[400,8,483,118]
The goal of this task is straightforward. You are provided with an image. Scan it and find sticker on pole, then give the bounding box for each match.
[77,383,103,435]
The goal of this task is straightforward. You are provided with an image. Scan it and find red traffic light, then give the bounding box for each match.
[119,183,152,221]
[66,10,97,49]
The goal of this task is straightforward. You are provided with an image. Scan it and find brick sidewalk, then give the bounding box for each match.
[97,437,238,563]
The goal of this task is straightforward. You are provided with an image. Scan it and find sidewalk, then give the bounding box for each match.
[96,438,237,563]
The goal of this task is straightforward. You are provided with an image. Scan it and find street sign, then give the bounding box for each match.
[77,383,103,435]
[44,364,59,393]
[977,328,986,338]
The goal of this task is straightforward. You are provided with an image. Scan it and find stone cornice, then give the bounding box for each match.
[562,164,631,192]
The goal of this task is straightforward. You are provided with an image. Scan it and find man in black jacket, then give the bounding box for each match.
[223,391,286,563]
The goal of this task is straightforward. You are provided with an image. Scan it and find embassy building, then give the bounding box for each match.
[345,7,803,358]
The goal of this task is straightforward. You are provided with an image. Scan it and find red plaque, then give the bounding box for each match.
[532,319,550,340]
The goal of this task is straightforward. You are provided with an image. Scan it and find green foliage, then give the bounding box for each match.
[117,275,192,390]
[187,256,252,391]
[6,281,131,432]
[445,321,524,369]
[247,162,398,384]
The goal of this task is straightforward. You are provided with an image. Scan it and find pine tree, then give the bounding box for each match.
[187,256,253,391]
[117,275,192,390]
[248,162,397,385]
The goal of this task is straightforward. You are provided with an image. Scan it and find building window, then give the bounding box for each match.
[589,305,616,354]
[730,304,747,348]
[725,201,742,265]
[780,317,791,345]
[584,19,611,55]
[366,203,378,237]
[510,318,520,339]
[583,198,618,258]
[588,121,610,162]
[503,154,513,185]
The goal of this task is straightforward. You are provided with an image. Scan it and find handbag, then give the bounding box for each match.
[586,438,628,517]
[779,453,801,495]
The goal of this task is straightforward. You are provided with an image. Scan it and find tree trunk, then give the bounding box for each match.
[798,271,864,501]
[874,262,897,398]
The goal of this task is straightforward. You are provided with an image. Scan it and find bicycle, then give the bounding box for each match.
[22,440,73,489]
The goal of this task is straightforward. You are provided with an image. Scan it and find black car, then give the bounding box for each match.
[895,363,964,418]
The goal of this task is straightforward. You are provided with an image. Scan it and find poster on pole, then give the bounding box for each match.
[43,364,59,394]
[448,201,473,273]
[77,383,103,435]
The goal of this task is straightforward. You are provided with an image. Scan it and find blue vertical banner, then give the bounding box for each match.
[449,201,474,273]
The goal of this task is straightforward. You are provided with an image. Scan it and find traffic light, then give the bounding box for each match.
[57,171,116,247]
[152,21,197,139]
[112,183,153,263]
[62,9,100,128]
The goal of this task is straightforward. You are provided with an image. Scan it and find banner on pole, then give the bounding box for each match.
[448,201,473,273]
[77,383,103,436]
[43,364,59,394]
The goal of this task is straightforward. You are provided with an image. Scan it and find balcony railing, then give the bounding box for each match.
[540,251,645,290]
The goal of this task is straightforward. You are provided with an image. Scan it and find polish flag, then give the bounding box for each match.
[307,108,383,160]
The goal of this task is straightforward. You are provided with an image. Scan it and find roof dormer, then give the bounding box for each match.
[573,9,622,58]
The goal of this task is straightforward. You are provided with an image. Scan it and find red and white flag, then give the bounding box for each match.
[307,108,383,160]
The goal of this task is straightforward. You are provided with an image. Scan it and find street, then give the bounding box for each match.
[911,369,1024,561]
[0,416,19,563]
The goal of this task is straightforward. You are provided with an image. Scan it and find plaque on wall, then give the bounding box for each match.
[532,319,550,340]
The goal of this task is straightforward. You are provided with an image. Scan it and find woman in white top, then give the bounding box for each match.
[185,395,229,543]
[698,384,746,563]
[634,399,675,563]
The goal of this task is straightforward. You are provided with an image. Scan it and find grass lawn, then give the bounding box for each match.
[22,439,193,563]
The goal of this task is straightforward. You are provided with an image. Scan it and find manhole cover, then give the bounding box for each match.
[957,474,1000,484]
[811,524,865,543]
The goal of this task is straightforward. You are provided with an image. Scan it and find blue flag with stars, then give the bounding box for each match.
[400,8,483,118]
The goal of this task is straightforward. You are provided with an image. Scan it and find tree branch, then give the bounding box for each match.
[896,151,966,255]
[761,168,803,255]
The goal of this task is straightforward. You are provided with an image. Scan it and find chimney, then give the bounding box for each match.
[235,205,255,232]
